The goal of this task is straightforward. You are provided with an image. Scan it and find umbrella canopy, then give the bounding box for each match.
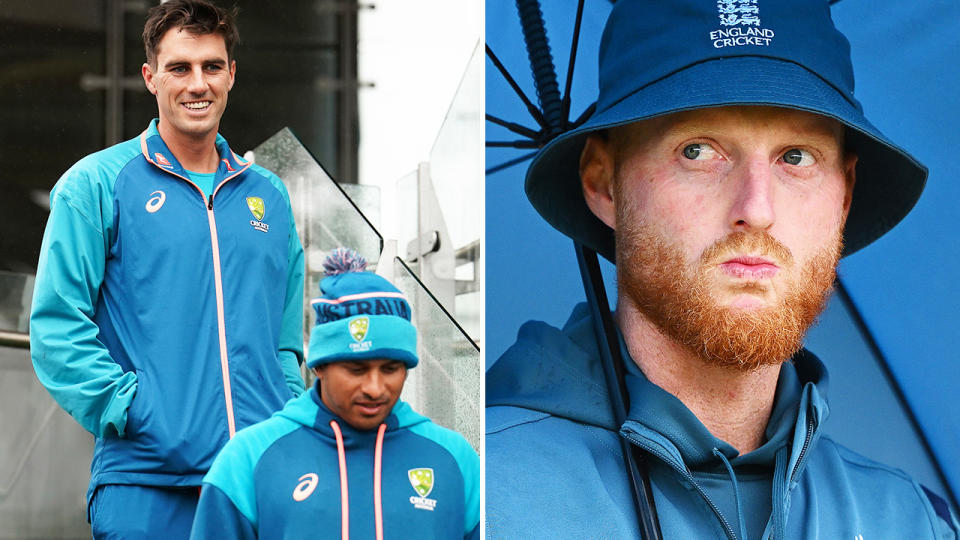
[486,0,959,513]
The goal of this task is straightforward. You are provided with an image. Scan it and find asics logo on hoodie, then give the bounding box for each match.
[145,191,166,213]
[292,472,319,501]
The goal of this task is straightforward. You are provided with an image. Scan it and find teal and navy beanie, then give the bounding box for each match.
[307,248,418,369]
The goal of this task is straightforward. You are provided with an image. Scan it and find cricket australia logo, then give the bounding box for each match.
[348,316,373,352]
[710,0,774,49]
[408,468,437,511]
[246,196,269,232]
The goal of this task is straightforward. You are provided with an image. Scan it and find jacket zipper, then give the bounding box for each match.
[202,165,250,438]
[204,191,236,438]
[790,416,816,485]
[770,413,817,539]
[621,430,739,540]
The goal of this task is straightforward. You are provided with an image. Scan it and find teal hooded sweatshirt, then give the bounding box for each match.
[486,304,957,539]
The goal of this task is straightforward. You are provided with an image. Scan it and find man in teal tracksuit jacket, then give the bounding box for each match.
[190,249,481,539]
[486,0,958,538]
[29,1,304,537]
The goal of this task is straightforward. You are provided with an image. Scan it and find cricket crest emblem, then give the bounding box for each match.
[246,197,265,221]
[349,316,369,343]
[408,468,438,510]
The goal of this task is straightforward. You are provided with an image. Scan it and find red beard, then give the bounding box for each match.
[615,217,841,371]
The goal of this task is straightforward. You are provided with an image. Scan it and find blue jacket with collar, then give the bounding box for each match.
[30,120,306,498]
[190,384,481,539]
[486,303,958,539]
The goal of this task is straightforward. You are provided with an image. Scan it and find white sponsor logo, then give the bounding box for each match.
[349,340,373,353]
[409,495,438,511]
[292,472,319,502]
[145,191,166,213]
[710,0,775,48]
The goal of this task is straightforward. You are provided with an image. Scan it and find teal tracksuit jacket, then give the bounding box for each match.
[190,384,481,539]
[30,120,306,502]
[486,303,958,539]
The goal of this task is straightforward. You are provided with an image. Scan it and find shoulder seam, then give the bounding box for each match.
[819,436,914,481]
[485,407,552,435]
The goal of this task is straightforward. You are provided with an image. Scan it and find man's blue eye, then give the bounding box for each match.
[681,143,718,160]
[782,148,814,166]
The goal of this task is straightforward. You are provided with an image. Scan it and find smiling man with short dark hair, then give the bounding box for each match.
[30,1,305,537]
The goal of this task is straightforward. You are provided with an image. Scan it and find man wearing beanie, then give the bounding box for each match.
[191,248,481,539]
[486,0,958,538]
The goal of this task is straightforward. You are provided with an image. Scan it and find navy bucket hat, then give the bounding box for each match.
[525,0,927,260]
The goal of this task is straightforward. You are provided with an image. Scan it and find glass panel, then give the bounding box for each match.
[250,128,383,315]
[393,170,420,264]
[428,41,483,250]
[394,258,481,453]
[426,42,484,344]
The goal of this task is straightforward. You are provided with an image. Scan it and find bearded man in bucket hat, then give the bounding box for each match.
[191,248,481,539]
[486,0,959,538]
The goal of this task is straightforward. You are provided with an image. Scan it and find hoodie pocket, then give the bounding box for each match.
[123,366,226,473]
[125,369,152,439]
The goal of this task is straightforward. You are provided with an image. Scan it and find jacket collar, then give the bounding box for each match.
[138,119,250,185]
[621,340,829,473]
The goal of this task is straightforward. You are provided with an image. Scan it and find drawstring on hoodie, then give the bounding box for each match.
[374,423,386,540]
[331,420,350,540]
[713,448,748,540]
[330,419,388,540]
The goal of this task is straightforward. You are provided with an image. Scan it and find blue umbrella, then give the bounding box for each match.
[485,0,960,520]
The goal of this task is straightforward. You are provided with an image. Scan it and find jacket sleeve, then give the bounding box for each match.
[195,417,293,539]
[190,484,257,540]
[29,172,138,438]
[278,200,305,397]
